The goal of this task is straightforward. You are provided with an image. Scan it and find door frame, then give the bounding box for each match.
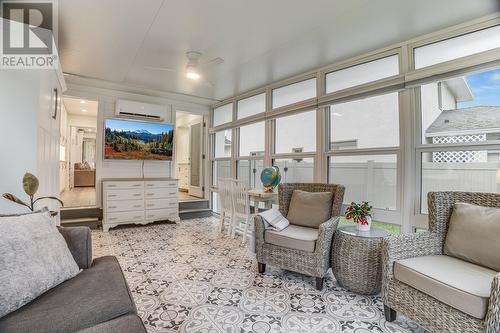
[188,115,205,198]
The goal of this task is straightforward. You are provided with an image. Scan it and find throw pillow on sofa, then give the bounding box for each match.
[444,202,500,271]
[0,211,80,318]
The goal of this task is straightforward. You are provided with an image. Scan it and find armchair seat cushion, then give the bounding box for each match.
[394,255,496,319]
[265,224,318,252]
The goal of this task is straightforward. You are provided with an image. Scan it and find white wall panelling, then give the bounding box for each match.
[64,78,210,207]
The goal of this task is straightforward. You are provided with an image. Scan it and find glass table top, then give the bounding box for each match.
[337,225,391,239]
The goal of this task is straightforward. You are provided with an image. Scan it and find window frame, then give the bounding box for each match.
[412,68,500,228]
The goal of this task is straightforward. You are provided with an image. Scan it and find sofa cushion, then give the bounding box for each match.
[444,202,500,271]
[265,224,319,252]
[394,255,496,319]
[0,256,136,333]
[0,211,80,318]
[77,315,146,333]
[286,190,333,228]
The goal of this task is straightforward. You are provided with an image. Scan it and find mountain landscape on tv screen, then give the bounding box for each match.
[104,121,174,160]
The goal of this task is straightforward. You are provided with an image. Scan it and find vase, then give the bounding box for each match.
[357,216,371,232]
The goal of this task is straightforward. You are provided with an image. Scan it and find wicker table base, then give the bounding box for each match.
[332,225,390,295]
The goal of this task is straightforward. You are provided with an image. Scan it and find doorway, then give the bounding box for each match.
[175,111,205,201]
[59,96,98,208]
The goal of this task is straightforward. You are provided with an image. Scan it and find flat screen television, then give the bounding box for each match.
[104,118,174,160]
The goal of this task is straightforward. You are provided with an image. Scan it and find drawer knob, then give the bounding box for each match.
[133,205,141,208]
[108,195,117,198]
[109,206,117,209]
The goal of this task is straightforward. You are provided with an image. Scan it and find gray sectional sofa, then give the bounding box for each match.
[0,227,147,333]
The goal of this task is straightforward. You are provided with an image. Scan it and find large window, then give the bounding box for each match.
[272,78,316,109]
[414,25,500,69]
[420,150,499,213]
[239,122,265,157]
[420,68,500,145]
[275,110,316,154]
[212,160,231,186]
[329,93,399,150]
[329,155,397,212]
[418,67,500,215]
[273,158,314,183]
[326,55,399,93]
[237,93,265,119]
[237,159,264,189]
[214,130,232,158]
[213,103,232,127]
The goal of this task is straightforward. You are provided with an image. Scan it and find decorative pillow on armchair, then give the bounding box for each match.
[0,212,80,318]
[286,190,333,228]
[444,202,500,271]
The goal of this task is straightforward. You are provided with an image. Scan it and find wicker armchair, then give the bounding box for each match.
[254,183,345,290]
[381,191,500,333]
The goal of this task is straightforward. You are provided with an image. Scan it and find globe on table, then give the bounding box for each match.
[260,166,281,193]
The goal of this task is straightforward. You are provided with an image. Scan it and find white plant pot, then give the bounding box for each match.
[357,216,372,232]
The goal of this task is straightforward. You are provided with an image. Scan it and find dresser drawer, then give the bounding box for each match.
[104,181,143,190]
[106,211,144,224]
[145,208,178,221]
[145,187,178,199]
[145,198,178,210]
[145,180,177,189]
[105,189,144,201]
[106,199,144,212]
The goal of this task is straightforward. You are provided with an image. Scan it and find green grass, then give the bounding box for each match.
[338,216,401,235]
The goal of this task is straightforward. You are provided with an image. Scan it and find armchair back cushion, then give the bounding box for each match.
[286,190,333,228]
[444,202,500,271]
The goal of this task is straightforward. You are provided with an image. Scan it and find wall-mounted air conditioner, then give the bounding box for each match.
[115,99,168,122]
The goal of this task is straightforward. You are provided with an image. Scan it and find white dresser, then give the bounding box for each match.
[102,178,179,232]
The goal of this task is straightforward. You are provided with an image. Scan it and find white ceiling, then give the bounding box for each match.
[59,0,499,102]
[63,96,98,117]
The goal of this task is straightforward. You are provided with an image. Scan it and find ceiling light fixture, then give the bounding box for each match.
[81,109,87,113]
[80,100,86,104]
[186,66,200,80]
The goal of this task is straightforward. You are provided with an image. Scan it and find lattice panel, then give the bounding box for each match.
[432,150,487,163]
[431,134,487,163]
[432,134,486,144]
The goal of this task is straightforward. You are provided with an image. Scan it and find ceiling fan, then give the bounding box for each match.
[144,51,223,86]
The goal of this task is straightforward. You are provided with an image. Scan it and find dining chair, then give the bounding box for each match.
[217,178,233,235]
[230,179,253,244]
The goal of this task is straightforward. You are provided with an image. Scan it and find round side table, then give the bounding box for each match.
[331,225,390,295]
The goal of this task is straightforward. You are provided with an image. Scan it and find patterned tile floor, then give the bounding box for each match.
[92,217,428,333]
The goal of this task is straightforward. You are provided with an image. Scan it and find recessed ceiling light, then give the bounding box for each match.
[186,71,200,80]
[81,109,87,113]
[80,100,86,104]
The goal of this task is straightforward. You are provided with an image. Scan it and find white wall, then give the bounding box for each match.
[0,69,63,215]
[64,81,210,207]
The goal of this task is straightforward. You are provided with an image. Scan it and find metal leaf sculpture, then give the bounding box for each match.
[2,172,64,216]
[22,173,39,196]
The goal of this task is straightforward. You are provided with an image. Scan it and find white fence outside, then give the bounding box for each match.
[214,160,500,217]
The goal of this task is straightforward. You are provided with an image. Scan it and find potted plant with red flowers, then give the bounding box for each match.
[345,201,372,231]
